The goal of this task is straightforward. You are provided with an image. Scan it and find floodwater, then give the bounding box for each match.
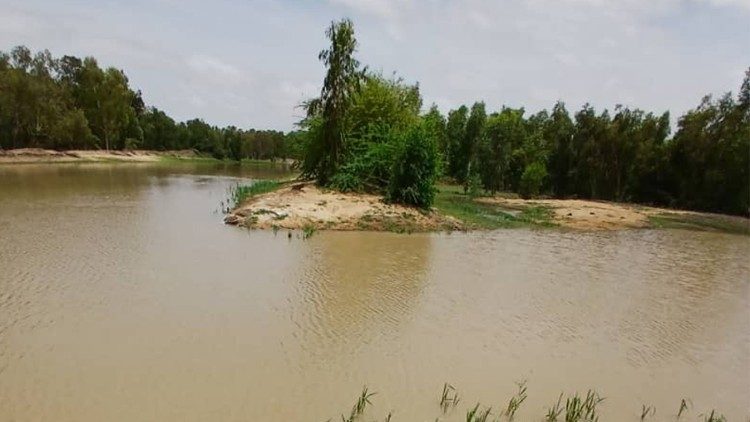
[0,163,748,421]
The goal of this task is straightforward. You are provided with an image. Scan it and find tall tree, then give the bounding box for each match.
[302,18,364,184]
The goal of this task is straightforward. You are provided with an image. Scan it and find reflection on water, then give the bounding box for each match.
[0,164,748,421]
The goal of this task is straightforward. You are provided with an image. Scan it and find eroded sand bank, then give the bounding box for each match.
[0,148,200,164]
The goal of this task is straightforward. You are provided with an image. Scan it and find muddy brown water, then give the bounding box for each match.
[0,163,748,421]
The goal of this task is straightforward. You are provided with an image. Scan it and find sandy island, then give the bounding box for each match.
[224,182,462,232]
[225,182,749,233]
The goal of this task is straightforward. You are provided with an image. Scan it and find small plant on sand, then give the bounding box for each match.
[504,380,528,420]
[440,383,460,413]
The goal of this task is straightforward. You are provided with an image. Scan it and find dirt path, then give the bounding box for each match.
[0,148,201,164]
[225,182,460,232]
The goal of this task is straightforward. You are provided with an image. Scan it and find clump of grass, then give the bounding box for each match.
[227,180,280,209]
[564,390,604,422]
[440,383,460,413]
[465,403,492,422]
[640,404,655,420]
[504,380,528,420]
[302,223,316,239]
[341,386,376,422]
[677,398,691,419]
[545,393,564,421]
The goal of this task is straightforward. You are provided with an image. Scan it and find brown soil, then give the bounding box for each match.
[0,148,200,164]
[225,182,461,232]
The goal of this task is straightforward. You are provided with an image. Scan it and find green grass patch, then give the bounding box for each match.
[434,184,555,229]
[649,213,749,236]
[228,180,281,208]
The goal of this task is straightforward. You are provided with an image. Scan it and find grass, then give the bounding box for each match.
[677,398,691,419]
[339,386,376,422]
[302,223,316,239]
[434,183,555,229]
[327,384,730,422]
[649,213,749,235]
[227,180,281,209]
[504,380,528,420]
[440,383,460,413]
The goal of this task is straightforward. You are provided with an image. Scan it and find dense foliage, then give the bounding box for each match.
[0,46,300,160]
[438,71,749,215]
[302,20,439,208]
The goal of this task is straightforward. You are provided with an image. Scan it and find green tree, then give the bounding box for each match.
[455,102,486,185]
[445,105,468,180]
[302,18,364,184]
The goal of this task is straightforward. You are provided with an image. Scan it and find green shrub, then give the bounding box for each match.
[519,161,547,199]
[387,125,438,209]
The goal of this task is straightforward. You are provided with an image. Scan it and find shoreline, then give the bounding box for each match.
[225,182,750,235]
[0,148,207,164]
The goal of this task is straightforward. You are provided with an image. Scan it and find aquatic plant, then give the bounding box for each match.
[465,403,491,422]
[701,410,727,422]
[564,390,604,422]
[504,380,528,420]
[439,383,460,413]
[227,180,280,209]
[340,386,376,422]
[302,223,317,239]
[677,398,692,419]
[545,393,564,421]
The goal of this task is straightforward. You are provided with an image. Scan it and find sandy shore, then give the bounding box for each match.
[479,197,674,230]
[0,148,202,164]
[225,182,461,232]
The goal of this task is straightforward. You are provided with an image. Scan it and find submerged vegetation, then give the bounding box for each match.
[326,383,728,422]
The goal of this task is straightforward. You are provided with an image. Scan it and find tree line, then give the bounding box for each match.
[435,76,748,216]
[301,19,748,216]
[0,46,300,160]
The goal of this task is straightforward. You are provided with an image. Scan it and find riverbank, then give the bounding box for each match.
[0,148,207,164]
[226,182,749,235]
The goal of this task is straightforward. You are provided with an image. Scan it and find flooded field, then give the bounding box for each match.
[0,163,747,421]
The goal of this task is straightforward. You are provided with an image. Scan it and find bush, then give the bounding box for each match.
[519,161,547,199]
[387,125,438,209]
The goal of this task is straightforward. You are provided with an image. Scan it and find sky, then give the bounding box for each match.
[1,0,748,131]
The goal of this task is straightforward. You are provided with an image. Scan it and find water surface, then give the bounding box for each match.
[0,163,748,421]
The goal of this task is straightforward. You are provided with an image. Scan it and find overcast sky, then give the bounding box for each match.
[2,0,748,130]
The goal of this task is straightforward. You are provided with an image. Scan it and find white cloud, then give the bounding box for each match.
[186,55,242,81]
[1,0,748,130]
